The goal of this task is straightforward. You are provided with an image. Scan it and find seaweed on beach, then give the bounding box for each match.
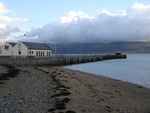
[65,110,76,113]
[51,89,71,98]
[47,69,74,113]
[0,65,20,83]
[35,68,76,113]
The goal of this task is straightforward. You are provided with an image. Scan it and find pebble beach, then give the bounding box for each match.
[0,65,150,113]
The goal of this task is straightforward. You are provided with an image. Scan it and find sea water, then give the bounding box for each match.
[66,54,150,88]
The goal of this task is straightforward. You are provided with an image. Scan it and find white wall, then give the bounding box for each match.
[0,42,13,56]
[28,49,53,57]
[12,42,28,56]
[0,42,53,57]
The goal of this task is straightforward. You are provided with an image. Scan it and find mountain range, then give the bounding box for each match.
[51,41,150,54]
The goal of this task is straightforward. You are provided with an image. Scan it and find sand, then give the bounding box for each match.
[0,65,150,113]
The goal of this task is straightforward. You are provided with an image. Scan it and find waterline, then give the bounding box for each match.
[65,54,150,88]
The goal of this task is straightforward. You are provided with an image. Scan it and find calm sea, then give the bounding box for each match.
[65,54,150,88]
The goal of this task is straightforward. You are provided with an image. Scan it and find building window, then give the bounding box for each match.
[5,45,9,50]
[47,51,51,56]
[18,51,21,55]
[29,50,31,54]
[36,51,46,56]
[32,51,34,54]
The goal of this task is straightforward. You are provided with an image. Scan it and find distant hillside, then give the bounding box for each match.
[52,41,150,54]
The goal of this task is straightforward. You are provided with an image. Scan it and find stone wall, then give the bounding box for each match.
[0,54,127,66]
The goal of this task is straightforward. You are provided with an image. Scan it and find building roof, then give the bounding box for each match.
[22,42,51,50]
[8,42,17,47]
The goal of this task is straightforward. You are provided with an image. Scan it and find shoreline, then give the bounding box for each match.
[0,65,150,113]
[64,67,148,89]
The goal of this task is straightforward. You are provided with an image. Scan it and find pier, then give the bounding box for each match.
[0,53,127,66]
[54,53,127,66]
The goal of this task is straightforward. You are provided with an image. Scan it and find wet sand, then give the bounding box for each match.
[0,65,150,113]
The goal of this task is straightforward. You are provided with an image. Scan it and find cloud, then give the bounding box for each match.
[0,2,9,13]
[24,3,150,43]
[132,3,150,12]
[98,9,127,17]
[60,11,95,23]
[0,2,29,42]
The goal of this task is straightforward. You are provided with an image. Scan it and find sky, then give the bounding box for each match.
[0,0,150,42]
[0,0,144,26]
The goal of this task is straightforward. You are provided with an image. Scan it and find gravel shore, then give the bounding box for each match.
[0,65,150,113]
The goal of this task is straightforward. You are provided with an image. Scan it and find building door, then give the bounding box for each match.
[18,51,21,55]
[18,43,21,56]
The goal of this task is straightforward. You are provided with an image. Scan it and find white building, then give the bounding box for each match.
[0,41,53,57]
[0,42,17,56]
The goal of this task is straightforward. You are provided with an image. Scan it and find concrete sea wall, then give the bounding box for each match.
[0,53,127,66]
